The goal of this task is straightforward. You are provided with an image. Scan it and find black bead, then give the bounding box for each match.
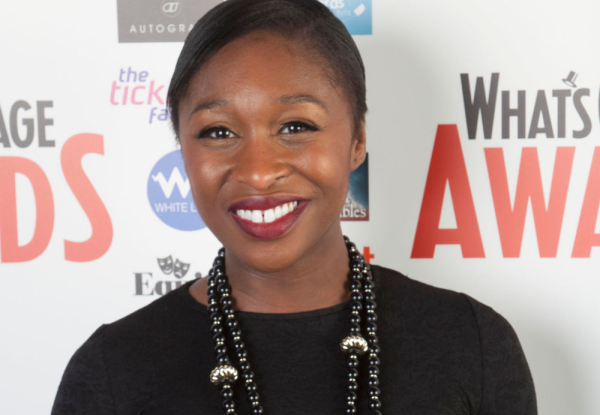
[366,313,377,323]
[347,380,358,391]
[347,359,359,369]
[366,322,377,333]
[245,382,257,392]
[231,328,242,338]
[234,340,245,350]
[221,388,233,399]
[215,275,226,285]
[251,407,264,415]
[368,387,381,398]
[369,356,380,366]
[345,406,357,414]
[217,355,229,365]
[222,398,235,410]
[221,297,233,307]
[226,319,238,329]
[207,286,218,296]
[350,271,362,281]
[248,391,260,403]
[243,370,255,381]
[208,304,219,314]
[350,315,361,325]
[215,345,226,355]
[369,400,382,410]
[211,325,223,336]
[369,345,380,355]
[368,365,380,376]
[365,301,376,311]
[348,368,359,379]
[370,410,382,415]
[350,292,362,302]
[368,377,379,387]
[347,391,357,402]
[236,349,248,361]
[350,326,360,335]
[351,302,362,312]
[350,281,362,291]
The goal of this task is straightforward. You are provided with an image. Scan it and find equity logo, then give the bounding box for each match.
[134,254,200,296]
[319,0,372,35]
[147,150,206,231]
[116,0,222,43]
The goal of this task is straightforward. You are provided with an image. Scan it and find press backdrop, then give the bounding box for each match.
[1,1,599,414]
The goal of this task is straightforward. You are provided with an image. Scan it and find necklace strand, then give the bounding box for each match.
[206,236,382,414]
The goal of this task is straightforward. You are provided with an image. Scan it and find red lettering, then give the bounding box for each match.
[0,157,54,262]
[485,147,574,258]
[411,125,484,258]
[573,147,600,257]
[61,133,113,262]
[362,246,375,264]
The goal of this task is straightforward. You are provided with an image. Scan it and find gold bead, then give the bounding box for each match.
[340,335,369,354]
[210,365,238,385]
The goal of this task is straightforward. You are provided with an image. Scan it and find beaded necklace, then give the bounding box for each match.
[206,236,382,414]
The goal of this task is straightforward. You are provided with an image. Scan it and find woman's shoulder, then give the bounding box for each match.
[370,263,514,333]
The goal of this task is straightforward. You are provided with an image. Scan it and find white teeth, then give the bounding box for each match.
[264,209,275,223]
[251,210,263,223]
[236,201,302,222]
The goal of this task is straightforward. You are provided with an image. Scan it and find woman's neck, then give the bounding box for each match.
[189,227,351,314]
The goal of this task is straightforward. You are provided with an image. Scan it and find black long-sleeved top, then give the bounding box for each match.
[52,264,537,414]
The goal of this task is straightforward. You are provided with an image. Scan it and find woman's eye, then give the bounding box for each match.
[197,126,234,139]
[279,121,318,135]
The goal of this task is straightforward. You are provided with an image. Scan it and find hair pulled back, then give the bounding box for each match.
[167,0,367,138]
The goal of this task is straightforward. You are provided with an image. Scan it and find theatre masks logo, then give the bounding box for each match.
[134,255,200,296]
[116,0,222,43]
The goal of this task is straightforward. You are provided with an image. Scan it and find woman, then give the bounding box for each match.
[52,0,537,414]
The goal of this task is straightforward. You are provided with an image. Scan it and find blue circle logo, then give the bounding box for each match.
[147,150,206,231]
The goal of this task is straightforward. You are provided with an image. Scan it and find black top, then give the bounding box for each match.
[52,265,537,414]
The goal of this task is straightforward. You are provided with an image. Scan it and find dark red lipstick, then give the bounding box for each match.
[229,196,308,240]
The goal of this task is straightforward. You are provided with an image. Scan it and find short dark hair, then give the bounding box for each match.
[167,0,367,139]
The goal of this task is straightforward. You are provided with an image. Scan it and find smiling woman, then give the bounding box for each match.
[52,1,537,414]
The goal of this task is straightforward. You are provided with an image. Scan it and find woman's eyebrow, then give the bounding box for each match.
[278,94,329,113]
[188,99,229,120]
[188,94,328,121]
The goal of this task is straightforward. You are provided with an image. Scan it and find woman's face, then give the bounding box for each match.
[178,31,366,273]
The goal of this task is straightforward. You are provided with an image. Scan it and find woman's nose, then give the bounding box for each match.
[230,137,292,190]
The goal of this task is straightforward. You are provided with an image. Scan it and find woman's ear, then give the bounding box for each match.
[350,116,367,171]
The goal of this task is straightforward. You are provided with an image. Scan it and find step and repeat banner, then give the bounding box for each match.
[1,0,599,414]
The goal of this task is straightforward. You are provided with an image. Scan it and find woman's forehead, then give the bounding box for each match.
[181,32,345,111]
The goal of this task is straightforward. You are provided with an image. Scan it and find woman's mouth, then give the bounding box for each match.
[229,197,308,240]
[235,201,299,223]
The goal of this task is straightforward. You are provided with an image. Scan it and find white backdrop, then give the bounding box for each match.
[1,1,599,414]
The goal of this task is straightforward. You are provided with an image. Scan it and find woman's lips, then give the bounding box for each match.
[229,197,308,240]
